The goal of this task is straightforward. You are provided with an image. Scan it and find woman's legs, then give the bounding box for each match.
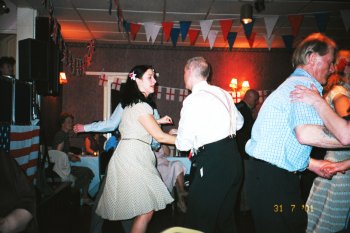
[175,172,188,213]
[131,211,154,233]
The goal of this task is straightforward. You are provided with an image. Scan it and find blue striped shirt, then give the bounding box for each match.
[245,68,324,171]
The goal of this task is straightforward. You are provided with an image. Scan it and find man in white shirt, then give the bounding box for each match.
[175,56,244,233]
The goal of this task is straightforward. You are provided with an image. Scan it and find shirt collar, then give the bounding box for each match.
[192,80,209,94]
[292,68,323,94]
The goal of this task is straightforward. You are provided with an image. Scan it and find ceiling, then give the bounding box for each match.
[7,0,350,49]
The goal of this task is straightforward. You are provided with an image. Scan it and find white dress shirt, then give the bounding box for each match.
[176,81,244,151]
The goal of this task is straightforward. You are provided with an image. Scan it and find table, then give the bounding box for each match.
[166,157,191,175]
[71,156,100,197]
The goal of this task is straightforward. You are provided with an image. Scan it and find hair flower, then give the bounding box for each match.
[129,71,137,80]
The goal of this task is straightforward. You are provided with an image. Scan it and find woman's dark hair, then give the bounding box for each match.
[121,65,157,109]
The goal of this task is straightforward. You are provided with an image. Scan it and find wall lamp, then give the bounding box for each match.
[59,72,68,84]
[240,4,253,24]
[229,78,250,102]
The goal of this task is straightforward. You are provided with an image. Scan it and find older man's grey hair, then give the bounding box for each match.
[185,57,211,79]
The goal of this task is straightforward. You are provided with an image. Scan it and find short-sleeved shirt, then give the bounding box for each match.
[52,130,70,153]
[245,68,324,172]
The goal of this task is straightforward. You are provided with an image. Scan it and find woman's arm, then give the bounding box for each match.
[138,114,176,145]
[291,85,350,145]
[84,137,95,155]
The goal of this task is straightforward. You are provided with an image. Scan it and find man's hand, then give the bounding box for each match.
[73,124,85,133]
[307,158,334,179]
[290,84,323,107]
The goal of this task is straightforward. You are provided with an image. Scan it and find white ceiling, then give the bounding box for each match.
[7,0,350,49]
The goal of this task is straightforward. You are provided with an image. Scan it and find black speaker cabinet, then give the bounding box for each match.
[19,38,48,82]
[0,76,32,125]
[0,76,13,123]
[36,42,60,96]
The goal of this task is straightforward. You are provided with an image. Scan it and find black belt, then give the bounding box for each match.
[250,157,301,175]
[196,135,235,154]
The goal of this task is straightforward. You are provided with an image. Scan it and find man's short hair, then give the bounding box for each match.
[59,112,73,125]
[0,56,15,67]
[292,33,337,68]
[185,56,211,79]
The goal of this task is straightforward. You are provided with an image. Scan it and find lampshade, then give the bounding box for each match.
[229,78,238,90]
[59,72,68,84]
[240,4,253,24]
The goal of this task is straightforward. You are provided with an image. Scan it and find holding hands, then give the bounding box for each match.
[321,159,350,176]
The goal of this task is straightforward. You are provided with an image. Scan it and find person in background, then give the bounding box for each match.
[53,112,94,206]
[235,89,259,214]
[298,50,350,233]
[154,144,188,213]
[0,149,37,233]
[245,33,348,233]
[103,130,120,152]
[95,65,176,233]
[0,56,15,77]
[173,56,244,233]
[84,132,106,156]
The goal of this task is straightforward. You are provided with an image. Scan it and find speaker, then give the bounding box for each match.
[0,77,32,125]
[19,38,48,82]
[15,80,33,125]
[0,76,13,123]
[36,42,60,96]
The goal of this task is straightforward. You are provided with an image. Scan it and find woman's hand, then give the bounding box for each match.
[290,84,323,106]
[157,115,173,125]
[73,124,85,133]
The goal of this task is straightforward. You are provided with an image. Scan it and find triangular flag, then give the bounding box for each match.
[247,32,256,48]
[264,34,275,51]
[170,28,180,47]
[144,22,161,44]
[180,21,191,41]
[162,22,174,42]
[227,32,237,51]
[341,10,350,32]
[199,20,213,41]
[220,19,233,41]
[288,15,304,36]
[130,23,141,40]
[242,19,255,39]
[123,20,130,32]
[314,13,330,33]
[208,30,218,50]
[264,16,279,39]
[188,29,199,46]
[282,35,294,52]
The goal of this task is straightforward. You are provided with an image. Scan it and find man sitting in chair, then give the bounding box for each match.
[52,112,94,206]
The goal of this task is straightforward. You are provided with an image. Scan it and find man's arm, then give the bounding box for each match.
[295,124,350,148]
[74,103,124,133]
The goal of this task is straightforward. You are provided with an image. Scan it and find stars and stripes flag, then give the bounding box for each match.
[0,124,40,182]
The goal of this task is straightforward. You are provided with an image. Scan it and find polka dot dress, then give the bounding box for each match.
[96,102,174,220]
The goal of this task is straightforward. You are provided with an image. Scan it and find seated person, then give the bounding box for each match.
[0,56,15,77]
[84,133,106,156]
[52,112,94,205]
[0,149,36,233]
[154,145,188,213]
[103,130,120,153]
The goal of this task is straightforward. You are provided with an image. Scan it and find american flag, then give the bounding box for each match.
[0,124,40,182]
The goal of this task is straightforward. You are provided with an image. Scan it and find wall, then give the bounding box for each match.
[62,44,293,146]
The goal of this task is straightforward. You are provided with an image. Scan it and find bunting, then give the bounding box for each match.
[243,19,255,39]
[188,29,200,46]
[144,22,161,43]
[130,23,141,40]
[178,89,189,102]
[111,78,124,90]
[166,88,176,101]
[288,15,304,36]
[220,19,233,41]
[264,34,275,51]
[99,74,108,86]
[171,28,181,47]
[247,32,257,48]
[208,30,218,50]
[162,22,174,42]
[282,35,294,52]
[264,16,279,39]
[227,32,237,51]
[199,20,213,41]
[180,21,191,41]
[314,13,330,33]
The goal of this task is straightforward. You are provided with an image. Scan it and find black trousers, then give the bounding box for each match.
[185,137,243,233]
[246,158,307,233]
